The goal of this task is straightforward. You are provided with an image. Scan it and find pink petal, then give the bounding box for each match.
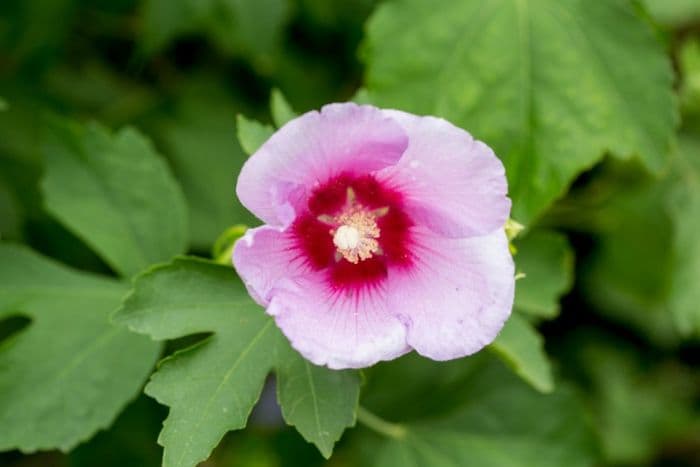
[387,227,515,360]
[378,110,511,237]
[269,278,410,369]
[237,103,409,227]
[232,225,307,307]
[233,225,409,369]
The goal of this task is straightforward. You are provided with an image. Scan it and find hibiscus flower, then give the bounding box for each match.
[233,103,514,369]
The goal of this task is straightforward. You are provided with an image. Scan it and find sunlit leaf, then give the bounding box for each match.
[236,115,274,156]
[491,313,553,393]
[270,88,297,127]
[363,0,677,223]
[114,258,359,466]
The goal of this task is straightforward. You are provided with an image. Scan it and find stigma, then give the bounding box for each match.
[331,207,381,264]
[312,187,386,264]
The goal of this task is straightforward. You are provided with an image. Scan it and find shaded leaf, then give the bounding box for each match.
[557,330,700,465]
[513,229,574,319]
[667,135,700,336]
[41,117,188,278]
[0,244,160,452]
[140,0,291,67]
[149,83,256,249]
[369,358,598,467]
[642,0,700,26]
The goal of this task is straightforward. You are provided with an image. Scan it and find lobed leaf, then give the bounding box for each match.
[41,117,188,278]
[114,258,359,466]
[363,0,677,223]
[0,244,160,452]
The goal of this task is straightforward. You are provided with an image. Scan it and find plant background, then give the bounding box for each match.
[1,0,699,466]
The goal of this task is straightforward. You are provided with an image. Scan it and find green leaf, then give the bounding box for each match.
[513,229,574,319]
[368,358,599,467]
[578,163,679,346]
[211,225,248,264]
[363,0,677,223]
[270,88,298,127]
[0,98,7,111]
[0,180,22,240]
[276,351,359,458]
[667,135,700,336]
[236,115,275,156]
[0,244,160,452]
[148,82,257,249]
[41,117,188,278]
[679,39,700,125]
[114,258,359,466]
[140,0,291,67]
[642,0,700,26]
[559,331,700,465]
[490,313,553,393]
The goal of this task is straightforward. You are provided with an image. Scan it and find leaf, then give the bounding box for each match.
[490,313,553,393]
[68,395,165,467]
[0,244,160,452]
[363,0,677,223]
[558,330,700,465]
[270,88,297,127]
[0,180,22,239]
[642,0,700,26]
[41,117,188,278]
[368,358,599,467]
[667,135,700,337]
[236,115,275,156]
[148,83,257,249]
[578,164,679,346]
[0,97,7,111]
[513,229,574,319]
[140,0,291,66]
[679,39,700,126]
[276,352,359,458]
[114,258,359,466]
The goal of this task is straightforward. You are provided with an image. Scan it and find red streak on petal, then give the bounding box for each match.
[330,256,388,290]
[291,214,335,269]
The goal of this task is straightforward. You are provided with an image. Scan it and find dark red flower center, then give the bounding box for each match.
[291,173,413,290]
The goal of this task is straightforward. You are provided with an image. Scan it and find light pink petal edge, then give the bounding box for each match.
[387,226,515,360]
[236,103,409,227]
[378,109,511,238]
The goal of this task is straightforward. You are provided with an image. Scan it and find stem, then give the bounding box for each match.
[356,406,407,439]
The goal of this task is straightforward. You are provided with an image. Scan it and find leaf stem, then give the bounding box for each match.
[356,406,407,439]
